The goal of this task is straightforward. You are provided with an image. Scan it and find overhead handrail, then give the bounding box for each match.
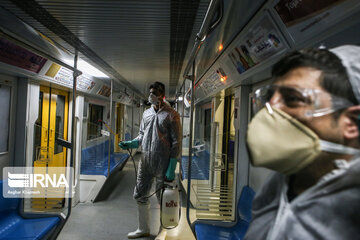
[208,0,224,35]
[182,0,224,78]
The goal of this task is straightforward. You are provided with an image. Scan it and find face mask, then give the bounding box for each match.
[246,107,360,175]
[148,93,159,105]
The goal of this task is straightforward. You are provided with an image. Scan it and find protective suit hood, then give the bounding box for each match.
[330,45,360,104]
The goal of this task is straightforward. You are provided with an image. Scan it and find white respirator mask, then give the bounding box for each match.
[246,106,360,175]
[148,93,160,105]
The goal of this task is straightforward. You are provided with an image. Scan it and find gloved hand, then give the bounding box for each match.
[119,140,139,150]
[165,158,177,182]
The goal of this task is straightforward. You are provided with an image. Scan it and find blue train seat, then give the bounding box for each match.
[0,180,61,240]
[195,186,256,240]
[80,140,129,176]
[181,150,210,180]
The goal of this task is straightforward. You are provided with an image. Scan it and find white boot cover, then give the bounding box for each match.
[127,203,150,239]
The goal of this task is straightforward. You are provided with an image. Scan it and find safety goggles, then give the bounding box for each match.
[252,84,354,117]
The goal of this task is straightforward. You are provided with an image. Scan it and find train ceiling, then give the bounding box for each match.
[0,0,210,99]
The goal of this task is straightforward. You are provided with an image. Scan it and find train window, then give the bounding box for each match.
[204,108,211,143]
[54,95,65,154]
[83,99,88,117]
[87,103,103,140]
[0,84,11,153]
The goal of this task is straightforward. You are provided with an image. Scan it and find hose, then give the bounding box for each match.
[127,148,163,199]
[98,120,164,199]
[127,147,181,229]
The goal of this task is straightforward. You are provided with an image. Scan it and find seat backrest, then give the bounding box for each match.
[0,180,19,213]
[237,186,256,222]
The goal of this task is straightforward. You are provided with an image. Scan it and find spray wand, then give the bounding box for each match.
[98,119,163,199]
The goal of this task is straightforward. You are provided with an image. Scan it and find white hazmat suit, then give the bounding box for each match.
[134,103,182,204]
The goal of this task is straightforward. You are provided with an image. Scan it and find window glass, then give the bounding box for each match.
[0,85,11,153]
[204,108,211,143]
[87,103,103,140]
[55,95,65,154]
[83,100,88,117]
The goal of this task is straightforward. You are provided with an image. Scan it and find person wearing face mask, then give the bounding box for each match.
[244,45,360,240]
[119,81,182,239]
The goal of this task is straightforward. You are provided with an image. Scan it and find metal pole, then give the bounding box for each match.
[180,83,185,180]
[131,93,134,140]
[181,83,185,134]
[186,59,196,235]
[55,49,78,238]
[69,49,78,209]
[108,79,113,177]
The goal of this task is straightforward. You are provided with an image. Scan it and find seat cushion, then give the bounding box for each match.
[0,180,19,212]
[238,186,256,222]
[195,219,249,240]
[102,153,129,176]
[195,186,256,240]
[0,212,60,240]
[81,140,128,176]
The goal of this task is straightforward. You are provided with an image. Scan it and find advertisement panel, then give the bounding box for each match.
[227,14,287,75]
[0,38,47,73]
[273,0,359,43]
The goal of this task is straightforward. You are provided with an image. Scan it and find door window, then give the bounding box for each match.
[87,103,103,140]
[55,95,65,154]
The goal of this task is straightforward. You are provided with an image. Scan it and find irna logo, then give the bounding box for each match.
[3,167,73,198]
[8,172,69,188]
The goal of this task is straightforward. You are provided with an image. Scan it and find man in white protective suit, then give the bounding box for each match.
[119,81,182,239]
[245,45,360,239]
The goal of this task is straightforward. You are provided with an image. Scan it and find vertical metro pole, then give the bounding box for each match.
[108,79,113,177]
[186,59,196,234]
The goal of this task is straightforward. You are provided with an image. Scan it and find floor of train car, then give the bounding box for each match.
[58,153,195,240]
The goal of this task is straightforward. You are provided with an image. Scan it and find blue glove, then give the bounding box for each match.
[119,140,139,150]
[165,158,177,181]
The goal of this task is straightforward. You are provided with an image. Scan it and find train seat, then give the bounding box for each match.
[194,186,256,240]
[80,140,129,176]
[181,150,210,180]
[0,180,60,240]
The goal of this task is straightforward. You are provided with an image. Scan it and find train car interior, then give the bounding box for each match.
[0,0,359,240]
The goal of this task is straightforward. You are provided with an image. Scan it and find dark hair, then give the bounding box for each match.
[272,48,357,105]
[149,81,165,96]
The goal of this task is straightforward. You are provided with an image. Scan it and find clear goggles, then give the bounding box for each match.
[252,84,354,118]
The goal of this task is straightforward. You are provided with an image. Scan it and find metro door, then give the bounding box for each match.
[32,86,69,209]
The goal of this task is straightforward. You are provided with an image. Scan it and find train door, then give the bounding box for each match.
[210,89,236,219]
[32,86,69,210]
[191,88,236,221]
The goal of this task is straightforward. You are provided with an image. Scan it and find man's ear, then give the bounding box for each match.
[343,106,360,140]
